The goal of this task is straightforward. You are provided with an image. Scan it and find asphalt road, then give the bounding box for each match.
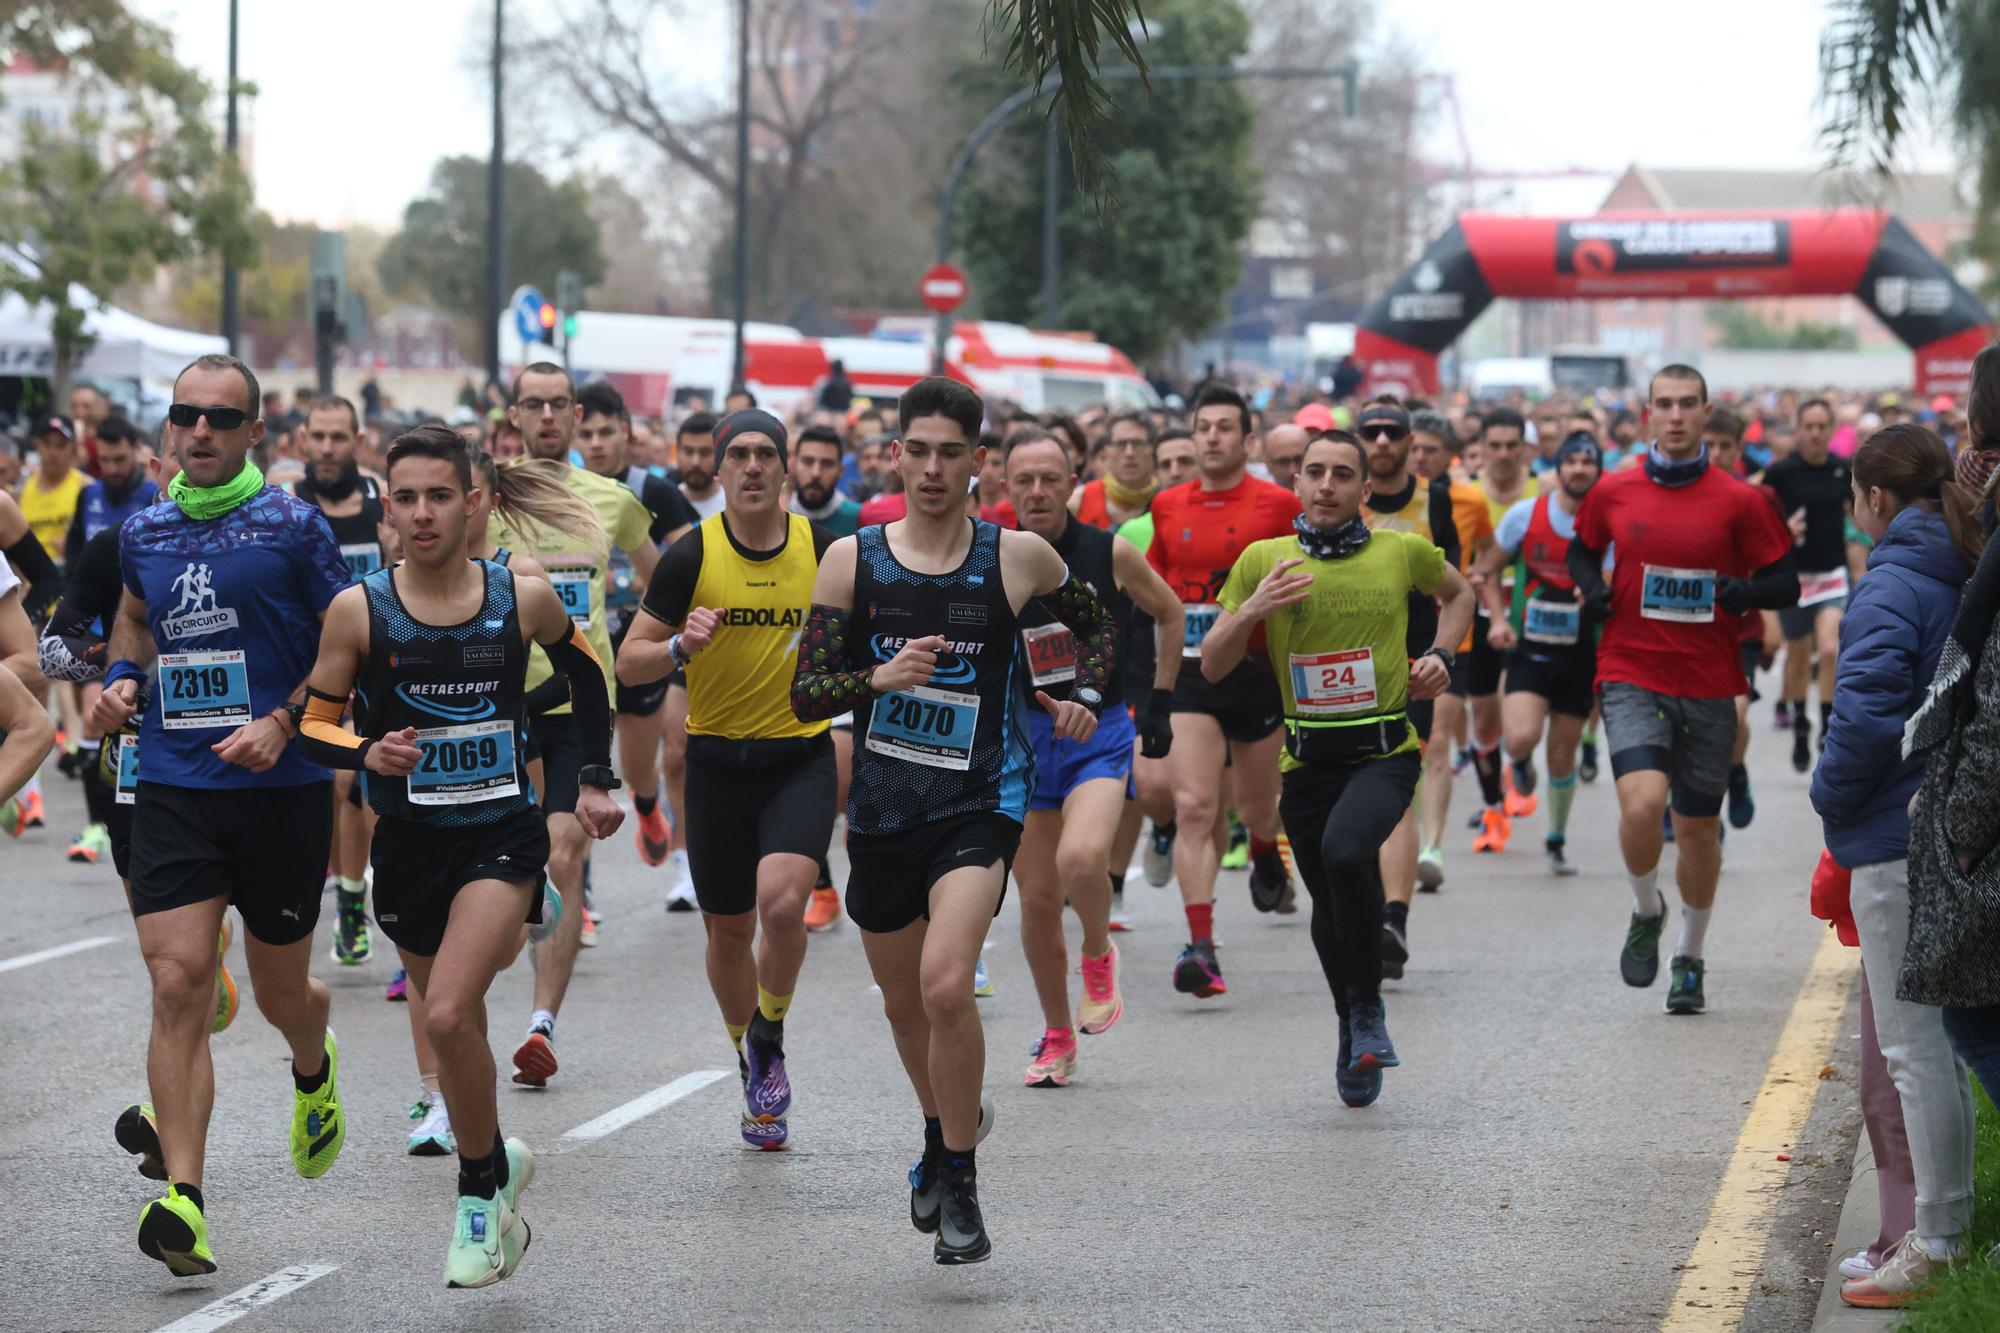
[0,691,1858,1332]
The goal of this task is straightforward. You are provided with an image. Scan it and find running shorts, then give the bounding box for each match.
[129,781,332,945]
[612,621,669,717]
[1448,612,1505,697]
[1167,660,1282,744]
[1778,596,1841,642]
[1505,644,1597,719]
[1599,680,1735,817]
[845,810,1020,934]
[528,712,584,815]
[1028,703,1136,810]
[369,806,548,956]
[683,732,839,916]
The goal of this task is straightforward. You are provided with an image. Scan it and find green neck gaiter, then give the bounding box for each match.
[168,461,264,520]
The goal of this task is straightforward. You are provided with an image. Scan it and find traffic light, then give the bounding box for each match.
[538,302,556,333]
[562,312,579,339]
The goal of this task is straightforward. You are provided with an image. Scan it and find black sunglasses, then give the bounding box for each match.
[1359,425,1408,442]
[168,403,251,431]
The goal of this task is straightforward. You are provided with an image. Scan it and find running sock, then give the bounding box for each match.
[335,875,364,897]
[1249,835,1280,861]
[1154,818,1177,843]
[177,1183,205,1213]
[1548,772,1577,839]
[458,1146,500,1199]
[944,1145,976,1173]
[1677,905,1712,959]
[923,1115,944,1153]
[633,791,658,816]
[1918,1235,1963,1260]
[529,1009,556,1038]
[1383,899,1409,932]
[1628,867,1662,918]
[491,1130,510,1194]
[1108,871,1125,897]
[756,985,793,1024]
[725,1019,749,1052]
[79,755,112,824]
[1186,902,1214,944]
[293,1051,329,1094]
[816,856,833,891]
[1471,740,1505,808]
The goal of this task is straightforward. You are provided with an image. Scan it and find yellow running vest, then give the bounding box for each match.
[686,511,827,740]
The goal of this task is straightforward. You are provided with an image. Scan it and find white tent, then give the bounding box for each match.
[0,285,225,383]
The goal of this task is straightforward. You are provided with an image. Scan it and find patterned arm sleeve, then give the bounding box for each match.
[791,603,876,721]
[1044,570,1116,697]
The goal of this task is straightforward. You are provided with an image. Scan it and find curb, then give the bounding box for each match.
[1811,1137,1899,1331]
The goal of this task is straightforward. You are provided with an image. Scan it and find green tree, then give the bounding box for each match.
[0,1,253,400]
[168,217,315,365]
[1706,305,1860,351]
[377,157,605,325]
[958,0,1257,363]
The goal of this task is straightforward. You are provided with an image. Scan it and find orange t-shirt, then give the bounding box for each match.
[1447,481,1495,651]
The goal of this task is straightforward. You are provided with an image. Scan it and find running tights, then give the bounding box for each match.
[1278,751,1422,1010]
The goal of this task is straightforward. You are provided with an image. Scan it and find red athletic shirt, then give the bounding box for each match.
[1573,465,1791,698]
[1146,475,1302,604]
[1074,479,1113,530]
[856,492,906,527]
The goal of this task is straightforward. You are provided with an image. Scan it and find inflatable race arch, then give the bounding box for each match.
[1354,212,1994,397]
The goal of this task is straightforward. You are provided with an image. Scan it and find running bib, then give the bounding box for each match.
[549,569,592,626]
[1799,567,1850,608]
[1289,648,1378,717]
[1021,623,1077,687]
[1182,603,1221,659]
[408,720,520,806]
[866,685,978,770]
[1523,597,1581,646]
[115,735,140,805]
[1640,565,1715,624]
[158,650,252,730]
[339,542,383,581]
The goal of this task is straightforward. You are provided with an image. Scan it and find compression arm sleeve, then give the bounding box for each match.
[1745,553,1800,609]
[1043,568,1116,697]
[5,531,59,620]
[1566,536,1610,604]
[791,603,875,722]
[37,598,106,682]
[542,621,613,768]
[522,664,570,717]
[295,689,371,770]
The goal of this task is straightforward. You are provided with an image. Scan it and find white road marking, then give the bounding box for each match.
[151,1264,338,1333]
[561,1069,732,1142]
[0,935,115,974]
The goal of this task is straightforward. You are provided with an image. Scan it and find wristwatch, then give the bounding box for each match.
[667,633,691,667]
[1070,686,1105,716]
[578,764,623,792]
[279,700,307,734]
[1421,646,1457,671]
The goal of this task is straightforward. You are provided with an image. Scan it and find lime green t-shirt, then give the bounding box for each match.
[1116,511,1153,556]
[1218,529,1445,769]
[491,465,652,714]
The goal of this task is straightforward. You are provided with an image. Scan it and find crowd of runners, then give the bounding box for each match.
[1,348,1994,1306]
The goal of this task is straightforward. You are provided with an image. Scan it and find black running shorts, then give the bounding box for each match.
[844,810,1020,934]
[1505,644,1598,719]
[1448,612,1505,698]
[129,781,332,945]
[1167,661,1282,744]
[683,733,838,916]
[369,807,548,957]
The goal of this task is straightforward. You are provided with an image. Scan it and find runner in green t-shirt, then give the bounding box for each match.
[1202,431,1473,1108]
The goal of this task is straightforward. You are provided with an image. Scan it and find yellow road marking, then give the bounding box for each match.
[1659,930,1857,1331]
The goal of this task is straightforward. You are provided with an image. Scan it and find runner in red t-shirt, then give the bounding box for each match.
[1702,408,1773,832]
[1569,365,1797,1016]
[1145,383,1301,998]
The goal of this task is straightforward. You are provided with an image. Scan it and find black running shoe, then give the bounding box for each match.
[933,1163,991,1264]
[909,1145,941,1233]
[1578,737,1599,784]
[1334,1013,1381,1108]
[1379,921,1408,980]
[1510,756,1537,799]
[1621,895,1667,987]
[1247,847,1289,913]
[1727,764,1755,829]
[1347,995,1399,1070]
[1791,720,1811,774]
[1665,955,1706,1015]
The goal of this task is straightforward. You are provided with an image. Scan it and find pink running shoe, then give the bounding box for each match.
[1078,943,1123,1035]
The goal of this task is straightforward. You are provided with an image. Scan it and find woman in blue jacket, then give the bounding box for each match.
[1812,423,1983,1308]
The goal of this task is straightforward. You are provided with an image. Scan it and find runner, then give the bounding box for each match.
[91,353,350,1277]
[496,362,659,1081]
[620,409,837,1148]
[1460,409,1539,853]
[1,552,54,829]
[1070,410,1158,529]
[295,422,622,1286]
[1765,397,1852,772]
[790,375,1116,1264]
[788,425,863,537]
[675,411,725,519]
[1260,422,1308,492]
[1703,409,1765,829]
[1202,429,1473,1106]
[656,409,725,909]
[1005,427,1180,1087]
[573,380,695,871]
[1475,431,1605,877]
[1568,365,1797,1014]
[1147,383,1300,998]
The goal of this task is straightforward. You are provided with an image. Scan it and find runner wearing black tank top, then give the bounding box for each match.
[791,377,1117,1267]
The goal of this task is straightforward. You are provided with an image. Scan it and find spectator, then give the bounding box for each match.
[816,359,854,414]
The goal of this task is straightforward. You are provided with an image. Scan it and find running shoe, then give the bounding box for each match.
[1334,1014,1382,1108]
[804,886,842,932]
[1466,807,1486,831]
[1220,819,1248,871]
[512,1024,558,1087]
[0,796,17,837]
[529,882,563,945]
[443,1192,520,1289]
[66,821,110,864]
[385,969,409,1002]
[1544,836,1577,878]
[634,802,672,867]
[1143,824,1175,887]
[1023,1028,1077,1088]
[664,848,697,912]
[973,957,994,997]
[1727,765,1756,829]
[1578,735,1599,784]
[740,1111,789,1150]
[1347,995,1399,1071]
[1172,940,1227,998]
[1078,943,1123,1035]
[408,1090,454,1155]
[1838,1249,1879,1281]
[579,902,599,948]
[909,1098,993,1234]
[1107,891,1131,933]
[329,888,370,966]
[744,1015,792,1121]
[1452,744,1473,775]
[56,742,82,779]
[1791,720,1812,774]
[1773,701,1791,731]
[1472,807,1511,853]
[137,1185,215,1277]
[213,919,238,1035]
[1275,878,1298,914]
[934,1161,991,1265]
[1379,920,1408,981]
[116,1101,166,1180]
[1665,954,1706,1015]
[1621,895,1667,988]
[1505,759,1538,816]
[290,1032,345,1178]
[1840,1232,1952,1308]
[1247,846,1290,913]
[13,786,44,832]
[1416,845,1445,892]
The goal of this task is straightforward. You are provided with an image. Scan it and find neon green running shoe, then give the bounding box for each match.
[289,1031,345,1179]
[501,1137,534,1278]
[1220,817,1249,871]
[443,1193,514,1289]
[138,1185,215,1276]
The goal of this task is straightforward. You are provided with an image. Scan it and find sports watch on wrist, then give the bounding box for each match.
[1070,686,1105,716]
[578,764,623,792]
[1421,646,1457,671]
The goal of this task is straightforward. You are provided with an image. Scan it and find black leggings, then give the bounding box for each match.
[1278,752,1422,1010]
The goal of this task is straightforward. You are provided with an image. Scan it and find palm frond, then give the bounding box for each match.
[1817,0,1952,185]
[985,0,1150,195]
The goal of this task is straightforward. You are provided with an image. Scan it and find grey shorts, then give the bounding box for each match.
[1778,596,1842,642]
[1599,680,1735,818]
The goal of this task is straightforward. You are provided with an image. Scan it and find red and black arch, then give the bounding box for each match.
[1354,211,1993,397]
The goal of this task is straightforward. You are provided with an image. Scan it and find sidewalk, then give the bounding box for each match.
[1812,1138,1900,1331]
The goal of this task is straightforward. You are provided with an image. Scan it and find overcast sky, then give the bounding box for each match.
[131,0,1959,230]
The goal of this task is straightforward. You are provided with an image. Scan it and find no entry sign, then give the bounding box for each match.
[920,263,968,314]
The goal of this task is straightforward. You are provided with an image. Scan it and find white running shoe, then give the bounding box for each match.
[408,1089,454,1156]
[664,849,698,913]
[1837,1248,1878,1280]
